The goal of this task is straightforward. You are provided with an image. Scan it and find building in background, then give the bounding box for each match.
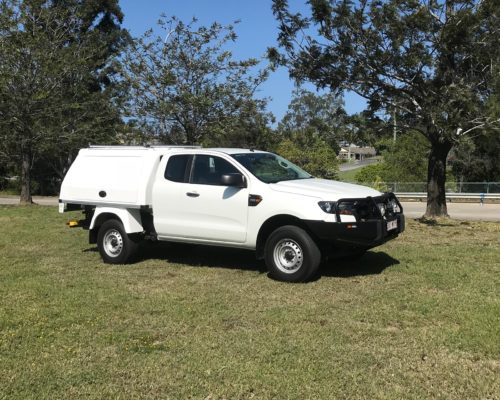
[338,145,377,161]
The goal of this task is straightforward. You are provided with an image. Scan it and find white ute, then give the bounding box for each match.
[59,145,405,282]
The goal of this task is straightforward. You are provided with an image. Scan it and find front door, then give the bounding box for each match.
[152,153,249,243]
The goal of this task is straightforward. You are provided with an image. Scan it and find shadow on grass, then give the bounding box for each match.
[142,242,268,273]
[415,216,458,227]
[320,251,400,278]
[83,244,398,280]
[85,242,267,273]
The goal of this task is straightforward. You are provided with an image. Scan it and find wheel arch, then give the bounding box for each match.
[89,207,143,244]
[255,214,317,260]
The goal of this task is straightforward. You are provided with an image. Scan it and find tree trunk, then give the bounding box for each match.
[20,148,33,204]
[425,140,452,218]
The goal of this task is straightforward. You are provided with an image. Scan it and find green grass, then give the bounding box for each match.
[0,189,19,196]
[1,206,499,399]
[337,167,359,182]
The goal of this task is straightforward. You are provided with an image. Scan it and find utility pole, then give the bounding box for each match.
[392,106,397,143]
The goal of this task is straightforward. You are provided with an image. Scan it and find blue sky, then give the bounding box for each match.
[119,0,367,122]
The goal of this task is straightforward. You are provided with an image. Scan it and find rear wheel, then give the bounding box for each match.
[265,225,321,282]
[97,219,139,264]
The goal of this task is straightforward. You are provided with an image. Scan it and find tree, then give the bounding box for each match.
[451,69,500,183]
[278,87,346,150]
[344,111,386,148]
[355,133,429,185]
[275,87,342,178]
[276,135,339,178]
[354,163,387,185]
[40,0,130,183]
[123,16,269,145]
[270,0,500,217]
[382,134,429,182]
[451,131,500,183]
[0,0,129,202]
[201,98,277,150]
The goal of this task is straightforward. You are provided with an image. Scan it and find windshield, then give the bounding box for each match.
[231,152,313,183]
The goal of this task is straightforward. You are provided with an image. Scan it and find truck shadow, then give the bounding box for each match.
[84,245,399,278]
[135,242,267,273]
[138,243,400,279]
[320,251,400,278]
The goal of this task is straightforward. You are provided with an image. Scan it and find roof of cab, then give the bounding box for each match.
[84,145,269,155]
[206,148,269,155]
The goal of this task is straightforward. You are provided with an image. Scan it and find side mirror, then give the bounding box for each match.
[221,173,246,188]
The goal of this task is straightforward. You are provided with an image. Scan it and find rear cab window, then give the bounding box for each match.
[164,154,191,182]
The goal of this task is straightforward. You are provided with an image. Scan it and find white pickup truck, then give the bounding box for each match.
[59,145,405,282]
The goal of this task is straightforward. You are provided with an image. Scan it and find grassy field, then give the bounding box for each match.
[0,189,19,196]
[337,167,360,182]
[0,206,499,399]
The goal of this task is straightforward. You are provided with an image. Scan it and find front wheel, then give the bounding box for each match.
[97,219,139,264]
[265,225,321,282]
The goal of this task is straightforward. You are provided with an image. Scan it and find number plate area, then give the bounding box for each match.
[387,219,398,231]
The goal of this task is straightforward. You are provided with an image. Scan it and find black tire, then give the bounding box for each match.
[264,225,321,282]
[97,219,139,264]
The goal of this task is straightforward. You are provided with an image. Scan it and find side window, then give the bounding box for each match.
[165,155,190,182]
[191,155,240,185]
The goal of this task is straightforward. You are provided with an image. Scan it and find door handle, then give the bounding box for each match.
[186,192,200,198]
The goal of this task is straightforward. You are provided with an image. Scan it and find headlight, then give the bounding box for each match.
[318,201,336,214]
[389,199,400,213]
[378,203,386,216]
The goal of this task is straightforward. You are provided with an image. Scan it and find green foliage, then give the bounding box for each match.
[451,132,500,182]
[382,134,429,182]
[278,87,345,151]
[0,0,129,199]
[271,0,500,216]
[372,175,389,192]
[355,134,429,185]
[276,87,341,178]
[344,111,386,148]
[201,99,277,150]
[123,16,270,145]
[373,137,394,155]
[276,136,338,179]
[0,162,8,191]
[355,163,388,185]
[451,69,500,182]
[355,135,429,191]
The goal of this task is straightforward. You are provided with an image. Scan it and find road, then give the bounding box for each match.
[1,196,499,222]
[339,158,380,172]
[401,201,500,221]
[0,196,59,206]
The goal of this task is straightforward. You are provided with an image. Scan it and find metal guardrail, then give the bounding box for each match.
[360,182,500,194]
[348,182,500,203]
[395,192,500,204]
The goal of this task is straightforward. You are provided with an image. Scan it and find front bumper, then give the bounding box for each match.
[306,213,405,248]
[305,193,405,249]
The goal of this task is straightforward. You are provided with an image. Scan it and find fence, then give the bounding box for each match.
[352,182,500,194]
